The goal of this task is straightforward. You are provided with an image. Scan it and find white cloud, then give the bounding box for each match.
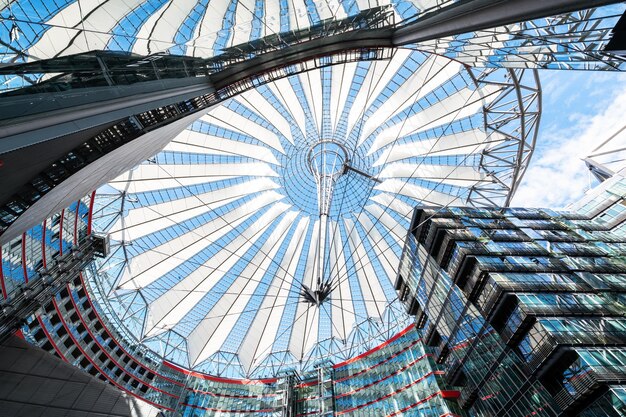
[512,76,626,209]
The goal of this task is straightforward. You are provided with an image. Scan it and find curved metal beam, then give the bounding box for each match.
[211,29,393,89]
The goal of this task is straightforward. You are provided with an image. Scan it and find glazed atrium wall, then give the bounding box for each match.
[396,173,626,416]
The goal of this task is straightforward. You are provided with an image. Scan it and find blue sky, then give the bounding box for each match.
[511,69,626,209]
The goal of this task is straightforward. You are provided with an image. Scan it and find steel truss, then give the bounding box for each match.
[472,68,541,207]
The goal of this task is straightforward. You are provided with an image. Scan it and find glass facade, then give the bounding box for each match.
[176,368,284,416]
[0,192,94,302]
[330,326,463,417]
[23,279,465,416]
[396,174,626,416]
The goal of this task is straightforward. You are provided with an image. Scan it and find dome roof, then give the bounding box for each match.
[89,48,540,377]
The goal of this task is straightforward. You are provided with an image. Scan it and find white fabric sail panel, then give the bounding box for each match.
[370,193,415,218]
[365,48,414,99]
[299,71,324,138]
[411,0,438,11]
[255,218,311,362]
[239,217,310,371]
[108,178,279,242]
[108,185,241,234]
[119,162,279,181]
[168,130,280,165]
[190,1,235,58]
[288,222,322,359]
[286,0,300,30]
[310,0,334,20]
[130,2,171,55]
[116,205,253,292]
[344,218,388,318]
[329,220,355,341]
[28,0,119,59]
[26,26,76,61]
[165,142,234,158]
[330,62,357,136]
[295,304,321,363]
[346,58,400,137]
[360,55,461,140]
[148,0,212,54]
[319,0,348,20]
[354,49,414,128]
[118,191,284,290]
[188,0,231,57]
[355,213,400,280]
[188,210,298,366]
[109,205,205,243]
[355,0,375,13]
[375,178,463,206]
[416,84,504,135]
[79,0,141,32]
[367,86,491,155]
[302,218,321,289]
[363,203,407,244]
[303,306,321,360]
[372,129,490,166]
[333,0,350,19]
[26,2,85,59]
[144,233,261,338]
[267,77,308,139]
[288,0,311,30]
[378,163,486,185]
[202,108,286,154]
[230,0,255,46]
[263,0,282,36]
[287,300,311,362]
[239,90,294,144]
[107,175,237,193]
[145,201,290,337]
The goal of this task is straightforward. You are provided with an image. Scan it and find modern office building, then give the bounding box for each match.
[0,0,626,416]
[396,170,626,416]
